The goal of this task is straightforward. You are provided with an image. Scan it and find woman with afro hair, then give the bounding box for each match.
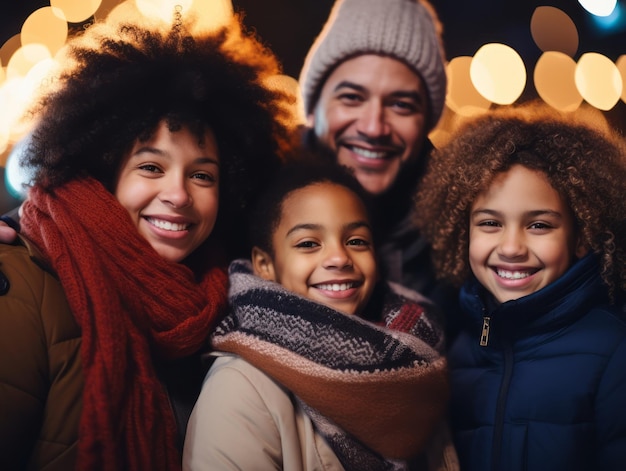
[414,103,626,471]
[0,11,296,471]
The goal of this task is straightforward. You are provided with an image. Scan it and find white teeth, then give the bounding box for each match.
[351,147,387,159]
[497,269,532,280]
[316,283,354,291]
[148,218,189,232]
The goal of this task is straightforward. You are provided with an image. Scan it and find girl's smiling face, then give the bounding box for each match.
[469,165,586,304]
[115,120,220,263]
[253,182,378,316]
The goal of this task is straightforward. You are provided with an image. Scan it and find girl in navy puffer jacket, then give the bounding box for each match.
[414,103,626,471]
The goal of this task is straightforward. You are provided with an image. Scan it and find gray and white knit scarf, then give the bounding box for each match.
[211,259,449,470]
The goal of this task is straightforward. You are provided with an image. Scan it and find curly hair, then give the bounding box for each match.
[414,103,626,300]
[21,15,297,257]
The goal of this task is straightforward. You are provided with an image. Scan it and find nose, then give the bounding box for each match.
[322,242,353,270]
[497,228,527,259]
[159,176,192,209]
[356,100,390,138]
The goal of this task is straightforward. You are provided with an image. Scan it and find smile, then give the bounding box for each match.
[315,282,358,291]
[147,217,190,232]
[349,146,388,160]
[495,268,537,280]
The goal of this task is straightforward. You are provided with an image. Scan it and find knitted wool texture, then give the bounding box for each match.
[299,0,447,128]
[20,177,228,471]
[212,259,449,461]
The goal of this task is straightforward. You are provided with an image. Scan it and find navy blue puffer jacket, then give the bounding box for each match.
[449,253,626,471]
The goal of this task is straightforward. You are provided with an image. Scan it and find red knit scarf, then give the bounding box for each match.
[20,177,228,471]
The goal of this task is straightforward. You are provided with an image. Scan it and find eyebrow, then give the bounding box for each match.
[285,220,372,237]
[471,208,563,219]
[333,80,423,103]
[132,146,220,166]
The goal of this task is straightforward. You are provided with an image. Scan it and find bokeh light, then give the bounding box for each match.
[5,134,34,199]
[530,7,578,57]
[136,0,194,24]
[470,43,526,105]
[50,0,103,23]
[616,55,626,103]
[578,0,617,17]
[6,44,51,81]
[575,52,623,110]
[445,56,491,117]
[534,51,582,112]
[21,7,69,58]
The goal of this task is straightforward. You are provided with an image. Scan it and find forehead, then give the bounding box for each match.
[278,182,369,228]
[320,54,426,96]
[475,166,565,209]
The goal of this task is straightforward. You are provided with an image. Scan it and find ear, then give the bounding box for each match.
[574,237,588,259]
[306,113,315,128]
[251,246,277,281]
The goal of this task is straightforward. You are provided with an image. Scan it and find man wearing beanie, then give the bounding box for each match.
[300,0,457,325]
[299,2,460,469]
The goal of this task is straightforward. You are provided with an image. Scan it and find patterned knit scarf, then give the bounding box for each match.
[20,178,228,471]
[212,259,449,470]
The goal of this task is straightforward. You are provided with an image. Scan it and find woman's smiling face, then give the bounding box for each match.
[115,120,220,263]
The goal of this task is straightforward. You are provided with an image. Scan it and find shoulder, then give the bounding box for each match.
[202,355,291,407]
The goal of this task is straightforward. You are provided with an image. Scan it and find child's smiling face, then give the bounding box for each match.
[469,164,586,304]
[254,181,378,316]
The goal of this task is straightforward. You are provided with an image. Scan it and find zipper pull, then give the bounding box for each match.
[480,317,491,346]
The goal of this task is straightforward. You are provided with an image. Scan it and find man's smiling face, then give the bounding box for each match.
[310,54,429,195]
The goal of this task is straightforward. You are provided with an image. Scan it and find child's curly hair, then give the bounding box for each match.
[415,103,626,300]
[21,15,297,257]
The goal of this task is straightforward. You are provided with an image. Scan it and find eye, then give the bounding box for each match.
[478,220,500,227]
[138,163,162,174]
[295,240,320,249]
[390,100,418,114]
[528,221,553,232]
[337,92,364,105]
[191,171,218,185]
[347,237,371,247]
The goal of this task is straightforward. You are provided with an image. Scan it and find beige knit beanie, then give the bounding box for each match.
[299,0,447,129]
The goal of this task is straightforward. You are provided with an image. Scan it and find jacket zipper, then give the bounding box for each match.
[491,341,514,471]
[480,316,491,346]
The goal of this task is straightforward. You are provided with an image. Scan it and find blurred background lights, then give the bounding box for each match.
[445,56,492,116]
[530,7,578,57]
[5,134,34,199]
[534,51,582,112]
[575,52,623,110]
[136,0,194,24]
[578,0,617,17]
[470,43,526,105]
[616,55,626,102]
[21,7,68,58]
[50,0,102,23]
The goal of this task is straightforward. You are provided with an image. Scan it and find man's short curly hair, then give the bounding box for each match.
[21,15,296,257]
[415,103,626,300]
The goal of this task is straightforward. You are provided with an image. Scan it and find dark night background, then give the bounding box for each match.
[2,1,625,79]
[1,1,625,213]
